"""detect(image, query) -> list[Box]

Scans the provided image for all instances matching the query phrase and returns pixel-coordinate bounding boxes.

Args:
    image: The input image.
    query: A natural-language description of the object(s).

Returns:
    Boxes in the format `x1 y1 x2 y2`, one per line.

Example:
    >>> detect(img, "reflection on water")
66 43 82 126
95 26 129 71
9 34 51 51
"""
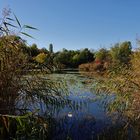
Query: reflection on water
16 72 130 139
44 73 127 140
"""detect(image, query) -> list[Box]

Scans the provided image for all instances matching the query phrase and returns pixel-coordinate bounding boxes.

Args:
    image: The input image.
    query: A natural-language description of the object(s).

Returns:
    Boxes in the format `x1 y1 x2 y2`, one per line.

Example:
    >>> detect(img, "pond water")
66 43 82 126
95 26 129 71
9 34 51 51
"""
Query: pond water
41 72 125 140
18 72 128 140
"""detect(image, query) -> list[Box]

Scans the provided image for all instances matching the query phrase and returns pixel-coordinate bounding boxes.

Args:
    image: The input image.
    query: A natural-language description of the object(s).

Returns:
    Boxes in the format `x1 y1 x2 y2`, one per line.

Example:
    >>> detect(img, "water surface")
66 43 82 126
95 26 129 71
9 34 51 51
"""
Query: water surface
42 72 121 140
18 72 125 139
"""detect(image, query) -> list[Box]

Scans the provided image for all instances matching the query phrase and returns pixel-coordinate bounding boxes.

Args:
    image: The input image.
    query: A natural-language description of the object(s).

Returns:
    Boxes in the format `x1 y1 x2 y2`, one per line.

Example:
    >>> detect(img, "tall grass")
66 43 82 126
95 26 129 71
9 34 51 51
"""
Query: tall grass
94 50 140 138
0 8 69 139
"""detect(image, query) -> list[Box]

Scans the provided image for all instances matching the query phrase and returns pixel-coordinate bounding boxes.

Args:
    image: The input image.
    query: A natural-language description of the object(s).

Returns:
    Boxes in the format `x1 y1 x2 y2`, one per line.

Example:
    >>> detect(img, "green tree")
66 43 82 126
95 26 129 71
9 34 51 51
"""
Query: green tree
30 43 39 57
40 47 49 53
53 48 94 68
72 53 80 66
54 50 72 68
110 41 132 65
95 48 109 62
49 43 53 53
78 48 94 64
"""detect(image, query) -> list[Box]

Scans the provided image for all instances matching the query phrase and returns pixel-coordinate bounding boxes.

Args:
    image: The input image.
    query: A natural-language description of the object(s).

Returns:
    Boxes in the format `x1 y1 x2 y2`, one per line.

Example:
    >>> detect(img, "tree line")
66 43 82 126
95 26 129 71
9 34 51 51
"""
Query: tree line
79 41 132 74
18 40 132 73
19 43 94 71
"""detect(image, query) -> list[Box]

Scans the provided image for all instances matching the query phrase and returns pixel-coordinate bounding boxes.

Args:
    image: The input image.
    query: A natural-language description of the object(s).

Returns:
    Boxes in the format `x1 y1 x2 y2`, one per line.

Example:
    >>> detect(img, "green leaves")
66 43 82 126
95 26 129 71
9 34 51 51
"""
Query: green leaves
6 17 14 21
20 25 38 39
0 11 37 39
4 22 17 28
20 32 34 39
14 14 21 28
14 13 38 31
23 25 38 30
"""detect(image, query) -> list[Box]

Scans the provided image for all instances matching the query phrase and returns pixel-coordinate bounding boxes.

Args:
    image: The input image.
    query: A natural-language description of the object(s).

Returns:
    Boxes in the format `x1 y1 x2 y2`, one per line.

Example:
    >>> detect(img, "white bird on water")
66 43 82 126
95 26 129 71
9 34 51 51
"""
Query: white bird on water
68 112 73 118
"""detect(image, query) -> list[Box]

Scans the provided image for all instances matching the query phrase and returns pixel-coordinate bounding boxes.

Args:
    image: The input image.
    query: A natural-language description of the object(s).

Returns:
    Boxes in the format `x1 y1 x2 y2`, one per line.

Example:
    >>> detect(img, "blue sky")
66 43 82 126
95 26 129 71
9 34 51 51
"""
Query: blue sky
0 0 140 51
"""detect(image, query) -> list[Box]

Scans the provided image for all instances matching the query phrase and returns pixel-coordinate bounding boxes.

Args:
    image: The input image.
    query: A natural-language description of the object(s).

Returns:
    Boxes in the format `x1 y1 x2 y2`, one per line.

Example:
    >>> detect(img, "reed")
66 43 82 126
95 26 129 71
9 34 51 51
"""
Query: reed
0 8 69 139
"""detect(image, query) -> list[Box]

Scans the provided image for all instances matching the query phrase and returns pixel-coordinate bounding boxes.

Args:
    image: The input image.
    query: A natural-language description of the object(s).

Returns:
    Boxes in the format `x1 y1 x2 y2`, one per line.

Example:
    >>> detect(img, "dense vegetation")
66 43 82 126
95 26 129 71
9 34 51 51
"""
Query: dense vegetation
1 8 140 139
79 41 132 74
0 9 69 139
18 44 95 70
18 40 131 74
12 40 131 73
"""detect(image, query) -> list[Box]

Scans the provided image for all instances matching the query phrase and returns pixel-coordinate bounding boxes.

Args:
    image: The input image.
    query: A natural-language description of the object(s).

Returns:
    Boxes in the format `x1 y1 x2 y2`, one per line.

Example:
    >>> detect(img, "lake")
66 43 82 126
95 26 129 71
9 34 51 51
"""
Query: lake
18 72 132 140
